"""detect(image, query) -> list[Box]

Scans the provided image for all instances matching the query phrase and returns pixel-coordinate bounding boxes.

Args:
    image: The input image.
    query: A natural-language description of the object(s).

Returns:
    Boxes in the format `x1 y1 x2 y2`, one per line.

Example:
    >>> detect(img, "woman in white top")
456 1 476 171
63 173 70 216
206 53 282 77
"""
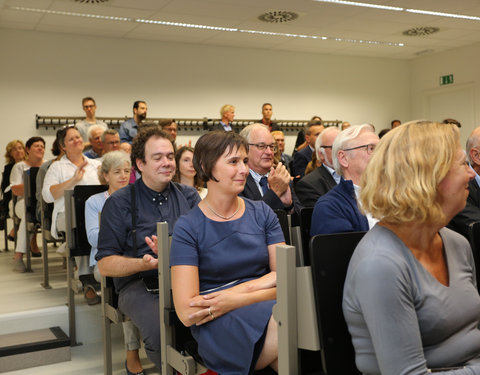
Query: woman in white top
12 137 45 273
42 125 101 304
173 146 207 199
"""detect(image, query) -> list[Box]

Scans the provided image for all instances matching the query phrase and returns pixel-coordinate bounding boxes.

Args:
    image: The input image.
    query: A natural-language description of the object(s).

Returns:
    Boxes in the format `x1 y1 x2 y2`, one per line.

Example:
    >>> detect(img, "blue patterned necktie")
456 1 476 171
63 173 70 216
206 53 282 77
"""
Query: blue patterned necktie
259 176 269 195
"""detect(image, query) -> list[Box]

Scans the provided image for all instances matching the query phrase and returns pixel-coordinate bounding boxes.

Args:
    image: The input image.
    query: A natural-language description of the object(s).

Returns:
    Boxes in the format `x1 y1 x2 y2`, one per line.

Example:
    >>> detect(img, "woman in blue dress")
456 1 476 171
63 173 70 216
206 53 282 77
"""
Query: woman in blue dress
170 130 284 374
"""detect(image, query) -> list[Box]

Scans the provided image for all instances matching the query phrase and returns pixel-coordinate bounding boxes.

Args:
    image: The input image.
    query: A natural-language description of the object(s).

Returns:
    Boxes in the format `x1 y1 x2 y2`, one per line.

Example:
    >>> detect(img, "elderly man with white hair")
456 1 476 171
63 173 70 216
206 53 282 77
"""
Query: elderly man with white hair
84 124 105 159
295 126 340 208
239 123 292 211
310 124 379 236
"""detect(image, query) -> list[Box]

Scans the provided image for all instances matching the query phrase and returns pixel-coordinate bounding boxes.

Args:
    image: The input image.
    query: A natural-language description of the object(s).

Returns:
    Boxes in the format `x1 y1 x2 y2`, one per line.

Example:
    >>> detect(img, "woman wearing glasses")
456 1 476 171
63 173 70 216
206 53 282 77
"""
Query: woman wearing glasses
310 124 379 236
343 120 480 374
169 131 283 374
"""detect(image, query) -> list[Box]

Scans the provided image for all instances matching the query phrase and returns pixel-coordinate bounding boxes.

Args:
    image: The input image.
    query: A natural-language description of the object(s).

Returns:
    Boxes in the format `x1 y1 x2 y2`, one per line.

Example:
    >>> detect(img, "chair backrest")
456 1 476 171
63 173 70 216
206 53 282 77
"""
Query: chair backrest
273 209 291 245
65 185 107 257
309 231 366 375
299 207 314 265
23 167 39 225
468 222 480 292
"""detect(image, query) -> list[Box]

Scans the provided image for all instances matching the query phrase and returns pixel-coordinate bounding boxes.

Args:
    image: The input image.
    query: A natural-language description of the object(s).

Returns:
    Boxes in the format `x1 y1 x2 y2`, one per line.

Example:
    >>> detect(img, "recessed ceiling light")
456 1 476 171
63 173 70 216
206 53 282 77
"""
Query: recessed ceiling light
8 6 404 47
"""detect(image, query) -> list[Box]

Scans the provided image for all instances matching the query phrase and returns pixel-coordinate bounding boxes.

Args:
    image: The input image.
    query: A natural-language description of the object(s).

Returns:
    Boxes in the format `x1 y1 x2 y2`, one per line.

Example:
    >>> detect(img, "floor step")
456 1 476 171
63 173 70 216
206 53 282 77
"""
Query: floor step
0 327 71 373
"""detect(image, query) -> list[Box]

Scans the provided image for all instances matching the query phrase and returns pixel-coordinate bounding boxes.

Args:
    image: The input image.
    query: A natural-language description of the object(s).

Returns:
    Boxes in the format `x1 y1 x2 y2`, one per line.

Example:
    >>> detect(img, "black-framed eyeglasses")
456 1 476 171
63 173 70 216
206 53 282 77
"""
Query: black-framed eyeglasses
320 145 333 149
343 143 376 155
249 143 278 152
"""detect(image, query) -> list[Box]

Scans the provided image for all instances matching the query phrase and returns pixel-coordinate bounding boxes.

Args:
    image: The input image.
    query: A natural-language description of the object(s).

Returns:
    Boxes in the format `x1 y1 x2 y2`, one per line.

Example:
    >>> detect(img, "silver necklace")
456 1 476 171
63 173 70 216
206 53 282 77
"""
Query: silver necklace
205 198 240 220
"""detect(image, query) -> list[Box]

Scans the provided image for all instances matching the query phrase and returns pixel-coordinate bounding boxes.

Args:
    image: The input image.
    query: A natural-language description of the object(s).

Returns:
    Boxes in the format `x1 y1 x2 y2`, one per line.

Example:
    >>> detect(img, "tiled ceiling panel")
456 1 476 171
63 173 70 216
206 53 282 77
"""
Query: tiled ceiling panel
2 0 480 59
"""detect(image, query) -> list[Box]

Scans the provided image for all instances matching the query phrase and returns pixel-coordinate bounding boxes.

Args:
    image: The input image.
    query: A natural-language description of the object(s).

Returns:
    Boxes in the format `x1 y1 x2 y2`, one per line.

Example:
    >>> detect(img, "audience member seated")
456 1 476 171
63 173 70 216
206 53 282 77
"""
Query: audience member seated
96 126 200 370
83 124 105 159
170 130 282 374
42 125 102 305
292 120 324 178
159 119 178 141
239 124 292 211
390 119 401 128
101 129 121 155
272 130 292 171
343 120 480 374
212 104 236 132
1 140 25 235
310 124 378 236
173 146 207 199
85 151 145 374
378 128 390 138
121 142 132 155
11 137 45 272
293 115 322 154
303 148 320 176
119 100 148 145
75 97 108 142
442 118 462 128
35 131 64 224
260 103 279 132
449 126 480 237
295 126 340 208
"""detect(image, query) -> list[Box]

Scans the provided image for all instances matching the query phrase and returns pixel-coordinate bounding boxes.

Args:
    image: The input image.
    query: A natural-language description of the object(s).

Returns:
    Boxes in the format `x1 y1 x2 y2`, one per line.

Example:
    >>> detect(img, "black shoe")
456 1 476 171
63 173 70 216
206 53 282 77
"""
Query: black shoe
125 360 145 375
31 251 42 258
7 235 14 242
84 285 101 305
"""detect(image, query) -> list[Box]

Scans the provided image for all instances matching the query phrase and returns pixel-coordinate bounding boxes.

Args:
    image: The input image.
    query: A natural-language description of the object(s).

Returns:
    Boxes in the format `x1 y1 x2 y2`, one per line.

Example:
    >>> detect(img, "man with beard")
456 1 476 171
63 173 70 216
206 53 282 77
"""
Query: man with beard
96 126 200 371
119 100 148 144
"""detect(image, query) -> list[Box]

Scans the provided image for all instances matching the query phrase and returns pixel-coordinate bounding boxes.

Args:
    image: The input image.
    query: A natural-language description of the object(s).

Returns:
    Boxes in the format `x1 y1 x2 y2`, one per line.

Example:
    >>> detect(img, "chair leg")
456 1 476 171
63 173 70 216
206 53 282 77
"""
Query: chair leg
67 254 79 346
41 233 51 289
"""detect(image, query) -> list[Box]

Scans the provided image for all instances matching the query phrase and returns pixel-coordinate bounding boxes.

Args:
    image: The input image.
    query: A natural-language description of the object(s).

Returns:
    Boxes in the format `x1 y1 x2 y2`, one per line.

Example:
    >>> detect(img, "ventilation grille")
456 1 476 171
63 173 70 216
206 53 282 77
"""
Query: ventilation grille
74 0 110 3
258 11 299 23
402 27 439 37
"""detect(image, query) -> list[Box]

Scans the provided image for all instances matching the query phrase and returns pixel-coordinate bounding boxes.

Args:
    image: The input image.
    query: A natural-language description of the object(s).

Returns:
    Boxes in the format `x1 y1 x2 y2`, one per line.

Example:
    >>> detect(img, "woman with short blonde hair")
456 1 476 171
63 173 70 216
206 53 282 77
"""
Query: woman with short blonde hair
343 120 480 374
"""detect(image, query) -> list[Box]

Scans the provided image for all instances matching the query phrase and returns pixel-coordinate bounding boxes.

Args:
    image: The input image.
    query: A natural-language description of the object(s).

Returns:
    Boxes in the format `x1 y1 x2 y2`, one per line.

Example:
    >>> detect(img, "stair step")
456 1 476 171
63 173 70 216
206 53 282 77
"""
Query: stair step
0 326 71 372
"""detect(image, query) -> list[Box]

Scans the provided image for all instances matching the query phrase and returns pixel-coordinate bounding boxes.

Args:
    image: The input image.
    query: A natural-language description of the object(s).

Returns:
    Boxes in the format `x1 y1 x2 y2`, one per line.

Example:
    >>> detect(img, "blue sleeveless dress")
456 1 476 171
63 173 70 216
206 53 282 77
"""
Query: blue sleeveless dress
170 198 284 374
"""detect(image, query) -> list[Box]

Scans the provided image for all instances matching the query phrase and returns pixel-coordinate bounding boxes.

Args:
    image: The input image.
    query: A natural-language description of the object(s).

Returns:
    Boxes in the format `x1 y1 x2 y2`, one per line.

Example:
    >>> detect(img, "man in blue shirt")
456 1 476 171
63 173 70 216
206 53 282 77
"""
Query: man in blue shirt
212 104 236 132
96 126 200 370
119 100 148 144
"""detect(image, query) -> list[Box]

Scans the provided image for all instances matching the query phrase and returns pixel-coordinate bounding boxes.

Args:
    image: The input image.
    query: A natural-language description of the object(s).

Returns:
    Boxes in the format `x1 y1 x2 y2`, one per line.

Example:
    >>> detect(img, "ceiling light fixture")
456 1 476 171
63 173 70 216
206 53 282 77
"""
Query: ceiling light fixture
314 0 403 12
313 0 480 21
8 6 404 47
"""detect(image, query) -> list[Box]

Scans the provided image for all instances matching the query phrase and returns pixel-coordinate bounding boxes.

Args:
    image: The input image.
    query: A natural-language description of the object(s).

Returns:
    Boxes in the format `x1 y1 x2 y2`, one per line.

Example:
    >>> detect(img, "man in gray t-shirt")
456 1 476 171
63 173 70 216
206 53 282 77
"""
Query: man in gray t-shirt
75 96 108 142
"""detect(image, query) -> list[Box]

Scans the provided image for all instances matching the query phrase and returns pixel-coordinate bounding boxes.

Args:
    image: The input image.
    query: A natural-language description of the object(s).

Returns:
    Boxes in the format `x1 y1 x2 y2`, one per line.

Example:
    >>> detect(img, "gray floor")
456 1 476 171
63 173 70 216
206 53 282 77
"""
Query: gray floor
0 222 159 375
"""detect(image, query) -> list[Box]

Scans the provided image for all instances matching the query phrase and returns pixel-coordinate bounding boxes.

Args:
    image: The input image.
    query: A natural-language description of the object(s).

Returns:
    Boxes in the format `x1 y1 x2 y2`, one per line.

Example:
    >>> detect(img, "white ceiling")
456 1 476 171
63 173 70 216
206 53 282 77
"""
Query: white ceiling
2 0 480 59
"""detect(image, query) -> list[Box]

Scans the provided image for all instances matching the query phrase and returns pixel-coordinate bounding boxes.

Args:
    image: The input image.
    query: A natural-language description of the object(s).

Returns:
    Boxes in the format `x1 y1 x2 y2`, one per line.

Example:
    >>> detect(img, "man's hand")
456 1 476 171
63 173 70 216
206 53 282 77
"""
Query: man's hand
268 162 290 197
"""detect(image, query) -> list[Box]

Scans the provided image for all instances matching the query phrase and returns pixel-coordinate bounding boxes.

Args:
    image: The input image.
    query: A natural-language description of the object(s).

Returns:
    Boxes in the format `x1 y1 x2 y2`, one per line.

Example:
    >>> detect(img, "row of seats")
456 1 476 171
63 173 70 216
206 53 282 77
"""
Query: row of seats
33 183 480 374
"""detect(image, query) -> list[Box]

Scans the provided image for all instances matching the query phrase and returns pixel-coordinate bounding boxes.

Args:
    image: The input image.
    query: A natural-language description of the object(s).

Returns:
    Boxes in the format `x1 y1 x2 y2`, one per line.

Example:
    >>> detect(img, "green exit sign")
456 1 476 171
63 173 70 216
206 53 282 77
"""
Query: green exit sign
440 74 454 85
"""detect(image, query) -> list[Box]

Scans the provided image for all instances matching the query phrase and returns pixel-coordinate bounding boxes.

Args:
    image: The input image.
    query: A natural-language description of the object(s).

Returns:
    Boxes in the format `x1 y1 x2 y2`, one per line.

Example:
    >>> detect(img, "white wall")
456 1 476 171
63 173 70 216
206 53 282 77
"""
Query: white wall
0 28 411 168
410 42 480 148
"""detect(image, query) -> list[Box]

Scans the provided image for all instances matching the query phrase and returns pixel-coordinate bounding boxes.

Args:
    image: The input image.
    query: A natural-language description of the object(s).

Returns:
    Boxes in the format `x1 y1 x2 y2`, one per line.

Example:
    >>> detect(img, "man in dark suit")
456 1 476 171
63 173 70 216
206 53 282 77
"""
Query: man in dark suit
292 120 324 178
449 127 480 237
239 123 292 210
295 126 340 208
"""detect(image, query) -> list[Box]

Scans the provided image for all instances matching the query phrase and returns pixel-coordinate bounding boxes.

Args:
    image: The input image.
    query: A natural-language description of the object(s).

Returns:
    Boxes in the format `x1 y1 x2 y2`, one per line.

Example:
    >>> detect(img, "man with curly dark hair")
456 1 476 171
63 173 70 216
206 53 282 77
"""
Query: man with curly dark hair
96 126 200 370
